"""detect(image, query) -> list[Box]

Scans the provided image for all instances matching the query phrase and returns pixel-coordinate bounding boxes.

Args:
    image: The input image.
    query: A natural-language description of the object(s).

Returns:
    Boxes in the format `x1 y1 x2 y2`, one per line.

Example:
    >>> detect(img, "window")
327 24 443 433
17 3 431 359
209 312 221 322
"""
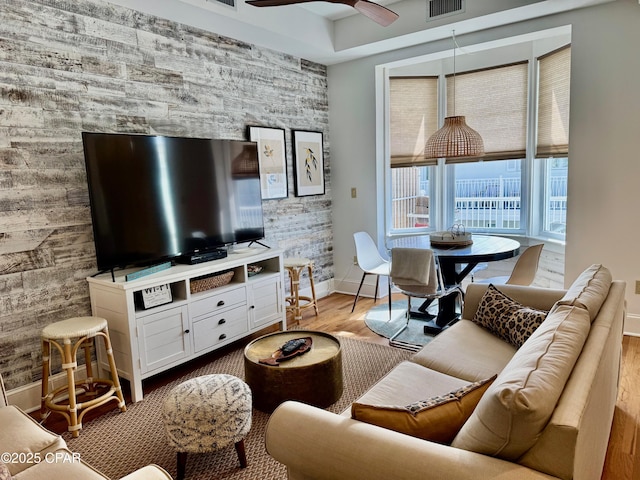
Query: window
443 62 528 234
387 43 570 242
392 166 433 230
534 46 571 239
451 160 522 231
446 62 528 163
542 158 568 236
389 77 438 233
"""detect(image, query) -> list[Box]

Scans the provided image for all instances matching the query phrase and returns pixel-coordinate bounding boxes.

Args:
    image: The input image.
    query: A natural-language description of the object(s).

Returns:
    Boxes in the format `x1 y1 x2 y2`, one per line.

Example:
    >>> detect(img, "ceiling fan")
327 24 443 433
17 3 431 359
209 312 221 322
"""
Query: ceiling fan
246 0 399 27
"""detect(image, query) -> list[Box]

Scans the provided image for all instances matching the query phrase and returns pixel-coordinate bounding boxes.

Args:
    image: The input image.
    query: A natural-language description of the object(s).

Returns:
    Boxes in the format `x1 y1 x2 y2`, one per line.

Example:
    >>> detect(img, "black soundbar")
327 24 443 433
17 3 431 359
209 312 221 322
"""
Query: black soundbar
178 249 227 264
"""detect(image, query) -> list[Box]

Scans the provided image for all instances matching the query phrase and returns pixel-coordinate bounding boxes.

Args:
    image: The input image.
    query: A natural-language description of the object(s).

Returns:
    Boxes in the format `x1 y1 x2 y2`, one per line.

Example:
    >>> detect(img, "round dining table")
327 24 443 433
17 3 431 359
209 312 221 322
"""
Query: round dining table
388 234 521 328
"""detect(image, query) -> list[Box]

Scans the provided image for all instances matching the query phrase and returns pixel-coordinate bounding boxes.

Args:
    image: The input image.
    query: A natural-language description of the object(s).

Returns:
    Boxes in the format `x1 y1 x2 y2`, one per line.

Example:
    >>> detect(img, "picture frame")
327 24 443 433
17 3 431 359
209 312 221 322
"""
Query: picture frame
247 126 288 200
292 130 325 197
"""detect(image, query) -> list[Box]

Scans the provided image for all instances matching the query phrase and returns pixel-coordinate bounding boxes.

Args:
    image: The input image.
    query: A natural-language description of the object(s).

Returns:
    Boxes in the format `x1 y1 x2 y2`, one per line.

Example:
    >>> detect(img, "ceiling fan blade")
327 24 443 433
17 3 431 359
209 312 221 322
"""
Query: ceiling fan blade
246 0 399 27
353 0 398 26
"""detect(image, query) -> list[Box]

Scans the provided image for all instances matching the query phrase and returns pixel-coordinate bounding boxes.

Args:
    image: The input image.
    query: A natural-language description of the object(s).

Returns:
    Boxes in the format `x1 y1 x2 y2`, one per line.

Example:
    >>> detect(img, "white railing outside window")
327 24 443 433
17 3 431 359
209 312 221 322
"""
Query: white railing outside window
454 177 521 230
390 167 567 235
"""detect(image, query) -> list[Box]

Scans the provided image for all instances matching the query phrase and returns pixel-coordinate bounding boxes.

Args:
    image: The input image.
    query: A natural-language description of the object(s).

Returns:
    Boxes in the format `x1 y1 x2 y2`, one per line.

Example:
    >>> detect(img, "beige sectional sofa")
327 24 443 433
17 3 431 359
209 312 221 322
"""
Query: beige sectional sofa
265 264 626 480
0 375 172 480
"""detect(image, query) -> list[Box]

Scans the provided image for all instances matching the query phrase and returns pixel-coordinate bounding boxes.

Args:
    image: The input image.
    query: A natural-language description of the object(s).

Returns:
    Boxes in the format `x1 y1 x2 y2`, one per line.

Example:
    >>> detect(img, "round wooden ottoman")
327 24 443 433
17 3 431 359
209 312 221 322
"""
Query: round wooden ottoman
162 374 252 480
243 330 343 413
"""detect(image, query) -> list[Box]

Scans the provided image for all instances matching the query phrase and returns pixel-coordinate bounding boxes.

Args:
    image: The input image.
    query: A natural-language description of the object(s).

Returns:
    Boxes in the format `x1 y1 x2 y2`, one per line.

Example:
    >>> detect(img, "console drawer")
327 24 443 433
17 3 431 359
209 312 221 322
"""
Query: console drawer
192 305 248 352
190 285 246 318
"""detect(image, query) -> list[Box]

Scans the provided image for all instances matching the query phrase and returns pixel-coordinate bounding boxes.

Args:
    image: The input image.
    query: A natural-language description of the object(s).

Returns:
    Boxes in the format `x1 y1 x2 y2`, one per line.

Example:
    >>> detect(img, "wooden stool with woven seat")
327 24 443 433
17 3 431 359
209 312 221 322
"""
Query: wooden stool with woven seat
284 257 319 324
40 316 126 437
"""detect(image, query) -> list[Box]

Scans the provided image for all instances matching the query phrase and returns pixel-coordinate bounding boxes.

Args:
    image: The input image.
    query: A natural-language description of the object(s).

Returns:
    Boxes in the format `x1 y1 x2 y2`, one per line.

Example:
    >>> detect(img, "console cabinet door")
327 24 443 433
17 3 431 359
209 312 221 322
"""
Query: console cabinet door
137 305 191 374
248 276 283 329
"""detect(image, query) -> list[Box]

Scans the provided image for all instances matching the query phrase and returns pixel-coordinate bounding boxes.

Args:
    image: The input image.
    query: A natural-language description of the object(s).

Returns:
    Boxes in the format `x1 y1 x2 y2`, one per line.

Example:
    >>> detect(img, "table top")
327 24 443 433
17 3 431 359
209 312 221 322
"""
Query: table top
389 234 521 264
244 330 340 369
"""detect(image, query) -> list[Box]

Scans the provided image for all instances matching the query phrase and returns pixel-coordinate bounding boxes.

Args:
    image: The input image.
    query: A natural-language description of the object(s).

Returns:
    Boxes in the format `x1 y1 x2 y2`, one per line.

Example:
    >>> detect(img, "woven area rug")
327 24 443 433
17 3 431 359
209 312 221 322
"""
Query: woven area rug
64 336 412 480
365 300 435 348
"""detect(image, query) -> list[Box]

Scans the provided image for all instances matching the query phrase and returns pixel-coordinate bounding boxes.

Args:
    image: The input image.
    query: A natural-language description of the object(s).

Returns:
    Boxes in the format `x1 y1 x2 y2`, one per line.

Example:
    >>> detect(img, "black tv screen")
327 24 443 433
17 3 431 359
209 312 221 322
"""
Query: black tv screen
82 132 265 271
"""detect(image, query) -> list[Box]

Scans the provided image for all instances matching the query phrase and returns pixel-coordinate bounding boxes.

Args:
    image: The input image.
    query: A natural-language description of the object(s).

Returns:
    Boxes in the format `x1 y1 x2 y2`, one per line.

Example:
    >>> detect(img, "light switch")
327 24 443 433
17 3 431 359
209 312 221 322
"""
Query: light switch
351 187 357 198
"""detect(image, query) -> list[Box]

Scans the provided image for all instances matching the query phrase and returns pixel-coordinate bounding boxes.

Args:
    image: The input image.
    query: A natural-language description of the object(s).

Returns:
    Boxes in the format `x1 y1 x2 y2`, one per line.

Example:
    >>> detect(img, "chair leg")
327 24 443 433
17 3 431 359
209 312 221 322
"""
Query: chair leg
351 272 368 313
388 277 392 320
389 297 420 351
374 275 380 303
307 265 319 315
235 439 248 468
176 452 188 480
40 339 51 422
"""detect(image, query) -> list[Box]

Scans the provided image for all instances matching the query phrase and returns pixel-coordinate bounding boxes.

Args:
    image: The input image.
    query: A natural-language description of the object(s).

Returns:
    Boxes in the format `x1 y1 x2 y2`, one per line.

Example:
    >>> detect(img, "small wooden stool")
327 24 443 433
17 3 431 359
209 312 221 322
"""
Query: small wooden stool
284 257 319 324
41 316 126 437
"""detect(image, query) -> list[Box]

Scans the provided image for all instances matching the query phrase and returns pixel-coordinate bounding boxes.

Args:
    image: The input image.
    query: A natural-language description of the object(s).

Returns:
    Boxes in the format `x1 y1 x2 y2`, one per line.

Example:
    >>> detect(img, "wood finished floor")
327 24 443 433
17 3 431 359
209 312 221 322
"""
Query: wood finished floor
40 292 639 480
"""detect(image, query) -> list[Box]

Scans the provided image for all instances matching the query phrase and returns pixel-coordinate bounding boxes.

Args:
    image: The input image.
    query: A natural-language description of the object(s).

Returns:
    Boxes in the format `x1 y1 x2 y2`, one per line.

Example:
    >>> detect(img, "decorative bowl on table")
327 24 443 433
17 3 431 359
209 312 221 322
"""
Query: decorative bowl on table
429 224 473 248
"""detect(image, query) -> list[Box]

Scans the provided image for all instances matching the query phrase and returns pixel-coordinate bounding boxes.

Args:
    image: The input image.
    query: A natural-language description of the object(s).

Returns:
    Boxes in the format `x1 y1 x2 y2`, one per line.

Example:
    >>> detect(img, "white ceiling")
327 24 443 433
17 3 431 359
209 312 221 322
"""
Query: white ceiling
108 0 613 65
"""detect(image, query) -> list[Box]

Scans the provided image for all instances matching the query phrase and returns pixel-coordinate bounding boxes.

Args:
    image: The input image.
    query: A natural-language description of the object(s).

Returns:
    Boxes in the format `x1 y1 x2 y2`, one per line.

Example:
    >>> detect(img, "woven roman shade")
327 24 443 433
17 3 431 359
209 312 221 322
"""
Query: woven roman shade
536 45 571 157
390 76 439 167
445 62 528 164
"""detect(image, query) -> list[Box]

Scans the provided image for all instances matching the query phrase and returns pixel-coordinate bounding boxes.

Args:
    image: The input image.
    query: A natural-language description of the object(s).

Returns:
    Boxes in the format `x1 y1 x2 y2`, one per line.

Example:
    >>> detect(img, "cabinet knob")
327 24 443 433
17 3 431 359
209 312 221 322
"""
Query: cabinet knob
217 300 225 307
184 329 190 334
250 305 255 309
219 333 227 340
218 319 226 325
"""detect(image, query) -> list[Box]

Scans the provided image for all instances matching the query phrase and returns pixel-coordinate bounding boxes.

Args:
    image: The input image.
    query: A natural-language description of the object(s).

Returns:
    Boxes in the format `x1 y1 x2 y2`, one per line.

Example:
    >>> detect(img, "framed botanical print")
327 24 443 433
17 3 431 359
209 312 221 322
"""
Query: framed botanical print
248 126 288 200
292 130 325 197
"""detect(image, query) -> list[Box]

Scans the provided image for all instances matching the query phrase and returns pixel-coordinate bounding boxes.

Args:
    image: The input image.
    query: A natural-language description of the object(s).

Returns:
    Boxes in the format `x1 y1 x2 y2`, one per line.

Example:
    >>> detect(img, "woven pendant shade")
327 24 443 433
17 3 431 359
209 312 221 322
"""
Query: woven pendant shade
424 115 484 159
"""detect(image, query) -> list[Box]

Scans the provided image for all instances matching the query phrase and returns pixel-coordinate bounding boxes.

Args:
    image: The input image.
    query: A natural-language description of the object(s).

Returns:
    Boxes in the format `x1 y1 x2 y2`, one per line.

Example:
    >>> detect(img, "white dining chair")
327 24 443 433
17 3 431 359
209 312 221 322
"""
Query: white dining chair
476 244 544 286
352 232 392 318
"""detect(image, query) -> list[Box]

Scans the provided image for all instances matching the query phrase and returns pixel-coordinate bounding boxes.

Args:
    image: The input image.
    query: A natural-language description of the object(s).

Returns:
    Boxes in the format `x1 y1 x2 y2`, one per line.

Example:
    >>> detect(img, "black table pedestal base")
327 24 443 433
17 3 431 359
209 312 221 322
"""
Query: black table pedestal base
423 316 459 335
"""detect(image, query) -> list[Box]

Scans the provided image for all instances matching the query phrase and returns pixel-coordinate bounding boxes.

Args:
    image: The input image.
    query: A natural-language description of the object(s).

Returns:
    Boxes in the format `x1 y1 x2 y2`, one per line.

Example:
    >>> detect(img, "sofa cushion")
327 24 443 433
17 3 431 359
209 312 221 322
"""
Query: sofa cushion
451 304 591 460
471 284 548 348
0 406 66 475
350 361 471 413
554 264 612 321
351 375 496 444
411 320 517 383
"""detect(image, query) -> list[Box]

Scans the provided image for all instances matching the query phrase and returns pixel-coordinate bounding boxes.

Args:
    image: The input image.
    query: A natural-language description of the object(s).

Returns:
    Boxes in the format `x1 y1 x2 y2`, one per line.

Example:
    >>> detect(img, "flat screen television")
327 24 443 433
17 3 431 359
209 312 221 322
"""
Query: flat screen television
82 132 265 272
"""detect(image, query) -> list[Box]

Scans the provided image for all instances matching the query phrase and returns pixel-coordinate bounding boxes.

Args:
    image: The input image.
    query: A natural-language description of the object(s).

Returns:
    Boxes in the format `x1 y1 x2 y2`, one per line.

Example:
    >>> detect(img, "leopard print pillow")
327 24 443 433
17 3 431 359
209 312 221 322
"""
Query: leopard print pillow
472 284 548 348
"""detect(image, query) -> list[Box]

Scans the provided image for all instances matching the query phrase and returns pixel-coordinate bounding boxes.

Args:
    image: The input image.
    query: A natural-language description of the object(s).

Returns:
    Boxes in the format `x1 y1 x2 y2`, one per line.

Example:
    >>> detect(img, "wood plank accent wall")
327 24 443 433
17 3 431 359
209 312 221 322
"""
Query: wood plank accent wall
0 0 331 390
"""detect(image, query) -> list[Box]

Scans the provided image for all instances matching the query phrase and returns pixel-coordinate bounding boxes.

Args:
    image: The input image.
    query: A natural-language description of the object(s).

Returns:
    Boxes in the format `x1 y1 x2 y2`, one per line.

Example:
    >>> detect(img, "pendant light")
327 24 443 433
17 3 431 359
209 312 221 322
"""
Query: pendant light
425 31 484 160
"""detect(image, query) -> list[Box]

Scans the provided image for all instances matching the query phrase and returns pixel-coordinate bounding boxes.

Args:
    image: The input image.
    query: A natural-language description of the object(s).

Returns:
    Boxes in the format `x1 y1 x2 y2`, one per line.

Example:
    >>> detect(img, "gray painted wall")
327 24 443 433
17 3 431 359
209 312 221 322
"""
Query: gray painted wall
0 0 331 390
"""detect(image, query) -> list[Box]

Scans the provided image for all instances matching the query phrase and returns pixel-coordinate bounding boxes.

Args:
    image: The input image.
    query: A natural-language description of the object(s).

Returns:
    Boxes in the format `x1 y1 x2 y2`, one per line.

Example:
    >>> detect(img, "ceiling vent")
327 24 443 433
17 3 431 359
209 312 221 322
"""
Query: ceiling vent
426 0 465 21
206 0 236 8
209 0 235 7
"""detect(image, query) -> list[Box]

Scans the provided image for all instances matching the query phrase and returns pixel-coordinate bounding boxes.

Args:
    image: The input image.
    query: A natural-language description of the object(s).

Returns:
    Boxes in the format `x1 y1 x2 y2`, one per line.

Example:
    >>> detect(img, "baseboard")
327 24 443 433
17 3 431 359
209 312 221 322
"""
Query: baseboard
307 278 333 300
624 313 640 337
7 362 96 414
333 276 391 299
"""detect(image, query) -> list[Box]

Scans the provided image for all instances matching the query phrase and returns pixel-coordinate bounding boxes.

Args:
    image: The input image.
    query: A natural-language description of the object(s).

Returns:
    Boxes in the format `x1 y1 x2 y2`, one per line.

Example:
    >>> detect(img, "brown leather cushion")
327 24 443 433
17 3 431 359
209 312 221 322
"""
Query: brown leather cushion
351 375 496 444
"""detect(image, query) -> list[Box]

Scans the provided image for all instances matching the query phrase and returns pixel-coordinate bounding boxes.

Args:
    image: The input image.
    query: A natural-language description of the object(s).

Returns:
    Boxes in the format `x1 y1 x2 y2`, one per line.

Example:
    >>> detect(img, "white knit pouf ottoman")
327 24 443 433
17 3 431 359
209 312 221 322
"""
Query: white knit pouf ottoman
162 374 252 480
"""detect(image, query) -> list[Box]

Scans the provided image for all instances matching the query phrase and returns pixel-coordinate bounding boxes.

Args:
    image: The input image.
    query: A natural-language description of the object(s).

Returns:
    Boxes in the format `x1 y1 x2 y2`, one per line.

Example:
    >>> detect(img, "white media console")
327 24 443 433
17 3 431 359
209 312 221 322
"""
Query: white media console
86 246 286 402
